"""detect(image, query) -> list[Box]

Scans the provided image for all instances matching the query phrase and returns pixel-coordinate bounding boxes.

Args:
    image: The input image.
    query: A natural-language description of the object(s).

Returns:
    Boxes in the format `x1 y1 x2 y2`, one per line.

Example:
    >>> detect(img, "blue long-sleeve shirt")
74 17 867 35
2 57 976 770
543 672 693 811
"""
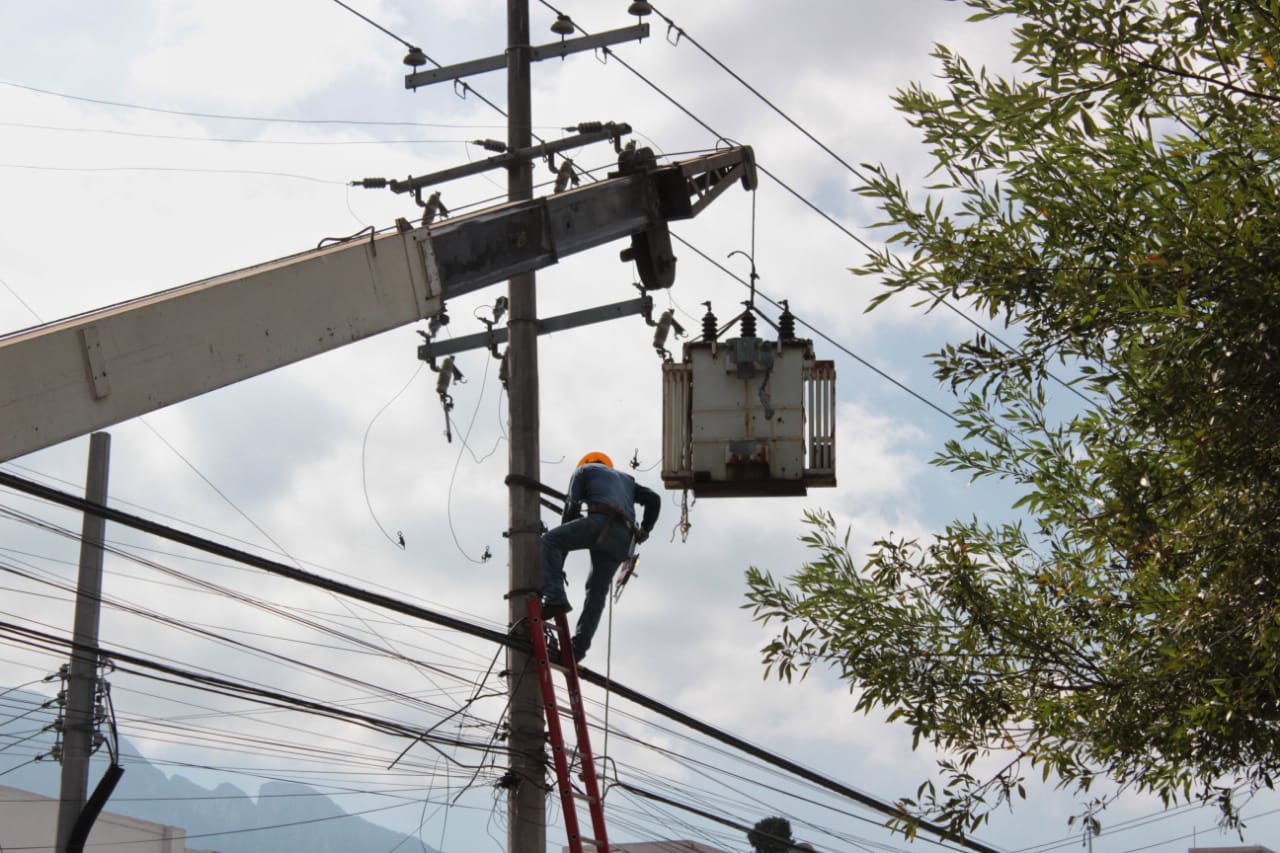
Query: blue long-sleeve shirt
563 463 661 532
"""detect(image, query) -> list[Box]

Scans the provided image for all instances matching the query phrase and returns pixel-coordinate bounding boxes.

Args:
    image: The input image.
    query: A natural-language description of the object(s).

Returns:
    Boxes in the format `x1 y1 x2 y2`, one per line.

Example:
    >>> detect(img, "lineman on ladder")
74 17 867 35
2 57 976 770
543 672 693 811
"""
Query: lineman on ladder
541 451 660 662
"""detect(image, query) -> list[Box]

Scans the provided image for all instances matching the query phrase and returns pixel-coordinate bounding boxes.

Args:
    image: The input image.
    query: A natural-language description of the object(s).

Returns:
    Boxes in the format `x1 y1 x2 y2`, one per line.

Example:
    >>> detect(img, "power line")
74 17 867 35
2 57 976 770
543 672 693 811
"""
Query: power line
0 79 484 128
0 468 1001 853
0 509 483 719
328 0 417 50
668 230 962 424
318 4 521 136
0 120 473 145
0 162 346 185
645 2 872 183
555 5 1093 411
526 5 969 425
0 620 492 756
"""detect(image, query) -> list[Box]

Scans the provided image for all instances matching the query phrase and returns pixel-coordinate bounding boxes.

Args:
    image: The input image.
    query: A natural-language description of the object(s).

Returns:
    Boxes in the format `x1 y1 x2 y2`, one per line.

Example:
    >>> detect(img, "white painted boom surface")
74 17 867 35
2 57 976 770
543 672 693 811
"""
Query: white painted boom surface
0 228 440 461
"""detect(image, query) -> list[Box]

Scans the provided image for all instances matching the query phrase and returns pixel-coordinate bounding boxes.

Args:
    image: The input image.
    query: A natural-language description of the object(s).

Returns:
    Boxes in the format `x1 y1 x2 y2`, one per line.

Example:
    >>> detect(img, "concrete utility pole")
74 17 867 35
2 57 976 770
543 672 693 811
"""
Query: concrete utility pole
504 2 546 852
55 431 110 853
397 8 650 849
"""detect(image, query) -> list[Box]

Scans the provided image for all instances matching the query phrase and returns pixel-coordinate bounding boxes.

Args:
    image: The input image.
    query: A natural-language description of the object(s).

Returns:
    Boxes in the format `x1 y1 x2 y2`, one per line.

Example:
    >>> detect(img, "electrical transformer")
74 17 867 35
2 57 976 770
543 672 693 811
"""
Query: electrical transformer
662 328 836 498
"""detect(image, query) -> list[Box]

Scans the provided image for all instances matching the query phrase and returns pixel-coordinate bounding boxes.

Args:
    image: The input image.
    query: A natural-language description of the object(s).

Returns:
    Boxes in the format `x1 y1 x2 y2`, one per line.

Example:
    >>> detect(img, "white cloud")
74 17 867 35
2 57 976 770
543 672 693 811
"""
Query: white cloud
8 3 1280 851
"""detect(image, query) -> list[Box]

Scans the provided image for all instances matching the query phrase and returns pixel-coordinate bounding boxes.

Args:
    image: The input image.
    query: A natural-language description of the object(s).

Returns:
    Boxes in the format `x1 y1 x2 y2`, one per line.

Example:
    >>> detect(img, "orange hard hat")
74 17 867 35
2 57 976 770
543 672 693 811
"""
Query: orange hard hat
577 451 613 468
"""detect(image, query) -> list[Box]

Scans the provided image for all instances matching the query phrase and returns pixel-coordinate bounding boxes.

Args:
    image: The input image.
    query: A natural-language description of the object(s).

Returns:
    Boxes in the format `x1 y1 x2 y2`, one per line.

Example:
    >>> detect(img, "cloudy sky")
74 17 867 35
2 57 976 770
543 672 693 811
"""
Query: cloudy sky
1 2 1277 852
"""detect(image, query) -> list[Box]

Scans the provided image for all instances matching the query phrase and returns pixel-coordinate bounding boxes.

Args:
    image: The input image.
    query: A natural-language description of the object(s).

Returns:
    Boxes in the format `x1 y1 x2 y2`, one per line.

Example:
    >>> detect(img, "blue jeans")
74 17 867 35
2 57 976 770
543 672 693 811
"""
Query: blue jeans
540 513 632 655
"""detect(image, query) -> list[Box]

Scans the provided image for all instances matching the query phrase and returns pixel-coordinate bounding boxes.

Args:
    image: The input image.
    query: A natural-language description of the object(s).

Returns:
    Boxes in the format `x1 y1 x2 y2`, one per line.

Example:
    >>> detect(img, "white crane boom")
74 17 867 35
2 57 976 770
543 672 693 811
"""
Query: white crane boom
0 147 756 462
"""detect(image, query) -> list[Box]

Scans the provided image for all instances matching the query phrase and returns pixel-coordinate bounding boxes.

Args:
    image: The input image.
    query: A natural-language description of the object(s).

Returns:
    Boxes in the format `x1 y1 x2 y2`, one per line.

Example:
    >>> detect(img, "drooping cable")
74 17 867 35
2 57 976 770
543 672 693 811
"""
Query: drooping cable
361 363 425 549
445 354 496 564
0 79 484 129
0 467 1003 853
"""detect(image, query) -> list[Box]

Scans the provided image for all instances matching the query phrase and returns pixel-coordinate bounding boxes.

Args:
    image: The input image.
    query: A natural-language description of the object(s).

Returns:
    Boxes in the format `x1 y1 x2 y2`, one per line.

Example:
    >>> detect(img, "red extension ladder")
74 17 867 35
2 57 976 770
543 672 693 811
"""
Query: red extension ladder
526 595 610 853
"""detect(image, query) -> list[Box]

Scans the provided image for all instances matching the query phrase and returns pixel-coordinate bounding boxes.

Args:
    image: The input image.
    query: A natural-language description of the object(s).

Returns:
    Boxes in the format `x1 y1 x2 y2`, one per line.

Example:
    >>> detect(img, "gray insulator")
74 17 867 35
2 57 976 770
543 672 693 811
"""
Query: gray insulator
701 305 717 342
779 300 796 340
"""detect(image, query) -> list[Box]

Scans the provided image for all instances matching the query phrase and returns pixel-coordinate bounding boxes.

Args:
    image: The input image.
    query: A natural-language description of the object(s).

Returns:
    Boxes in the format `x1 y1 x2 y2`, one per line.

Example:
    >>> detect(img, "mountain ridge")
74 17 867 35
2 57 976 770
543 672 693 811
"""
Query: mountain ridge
0 687 447 853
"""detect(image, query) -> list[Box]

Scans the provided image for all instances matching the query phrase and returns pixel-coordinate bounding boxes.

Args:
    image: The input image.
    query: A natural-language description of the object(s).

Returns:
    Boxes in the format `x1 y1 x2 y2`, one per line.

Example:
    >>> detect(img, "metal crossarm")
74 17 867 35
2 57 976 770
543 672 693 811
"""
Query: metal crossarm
526 595 611 853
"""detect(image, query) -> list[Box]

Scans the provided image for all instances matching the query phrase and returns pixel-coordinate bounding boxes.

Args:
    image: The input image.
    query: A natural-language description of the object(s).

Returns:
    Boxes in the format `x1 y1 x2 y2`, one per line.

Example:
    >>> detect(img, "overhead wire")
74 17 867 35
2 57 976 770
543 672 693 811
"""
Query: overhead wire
0 511 491 732
0 467 1003 853
0 507 504 768
0 461 507 634
670 230 961 423
328 0 417 49
2 9 1131 845
323 0 539 143
0 79 503 129
646 2 869 182
0 162 347 184
548 1 1093 411
1 484 514 788
445 352 498 564
0 120 474 146
361 362 426 549
0 620 501 761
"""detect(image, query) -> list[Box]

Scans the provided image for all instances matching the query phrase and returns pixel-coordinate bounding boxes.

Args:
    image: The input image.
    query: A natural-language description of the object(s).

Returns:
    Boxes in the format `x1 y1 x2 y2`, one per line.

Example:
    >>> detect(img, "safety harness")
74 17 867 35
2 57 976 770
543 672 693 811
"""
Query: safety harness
586 502 638 545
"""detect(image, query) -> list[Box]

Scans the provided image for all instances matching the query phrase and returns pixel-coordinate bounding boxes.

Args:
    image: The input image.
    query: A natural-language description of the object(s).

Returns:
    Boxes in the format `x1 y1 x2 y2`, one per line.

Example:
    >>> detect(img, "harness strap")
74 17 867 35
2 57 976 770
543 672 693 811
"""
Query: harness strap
586 502 638 545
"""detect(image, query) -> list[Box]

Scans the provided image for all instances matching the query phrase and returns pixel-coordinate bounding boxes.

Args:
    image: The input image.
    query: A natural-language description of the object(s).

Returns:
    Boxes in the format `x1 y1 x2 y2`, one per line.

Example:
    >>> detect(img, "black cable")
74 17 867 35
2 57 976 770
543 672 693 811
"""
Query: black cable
0 120 469 146
646 3 872 183
0 80 464 128
0 469 1001 853
329 0 417 49
524 8 967 424
669 230 961 423
0 757 40 779
0 620 496 759
0 460 506 633
0 509 474 693
0 162 345 184
617 782 930 853
564 13 1093 410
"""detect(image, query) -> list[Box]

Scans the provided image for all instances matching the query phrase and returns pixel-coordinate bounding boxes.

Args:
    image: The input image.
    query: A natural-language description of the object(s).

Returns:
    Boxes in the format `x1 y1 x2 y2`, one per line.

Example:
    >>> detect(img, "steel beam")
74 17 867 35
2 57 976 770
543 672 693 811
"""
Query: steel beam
405 24 648 89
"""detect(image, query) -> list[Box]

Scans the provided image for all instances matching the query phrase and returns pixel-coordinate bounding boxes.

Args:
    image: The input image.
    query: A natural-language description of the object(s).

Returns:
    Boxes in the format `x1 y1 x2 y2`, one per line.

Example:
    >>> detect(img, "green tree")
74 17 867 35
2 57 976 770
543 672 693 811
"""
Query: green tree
747 816 794 853
746 0 1280 839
